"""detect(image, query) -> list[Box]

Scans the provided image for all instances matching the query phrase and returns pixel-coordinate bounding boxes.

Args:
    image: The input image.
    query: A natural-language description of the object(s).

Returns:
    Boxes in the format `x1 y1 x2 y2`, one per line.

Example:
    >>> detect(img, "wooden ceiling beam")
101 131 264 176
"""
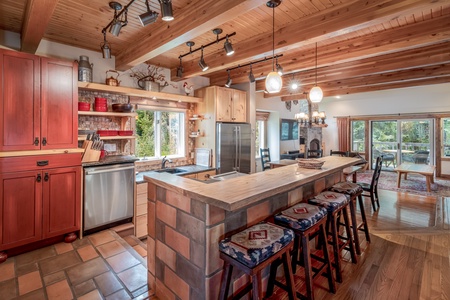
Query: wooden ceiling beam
115 0 264 71
211 14 450 86
176 0 445 80
21 0 60 53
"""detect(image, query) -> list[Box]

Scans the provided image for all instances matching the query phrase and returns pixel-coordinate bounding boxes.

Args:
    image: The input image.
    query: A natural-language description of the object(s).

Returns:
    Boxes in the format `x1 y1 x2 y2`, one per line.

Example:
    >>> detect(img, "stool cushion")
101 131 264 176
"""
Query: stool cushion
331 181 363 195
308 191 350 213
218 222 294 268
274 203 327 231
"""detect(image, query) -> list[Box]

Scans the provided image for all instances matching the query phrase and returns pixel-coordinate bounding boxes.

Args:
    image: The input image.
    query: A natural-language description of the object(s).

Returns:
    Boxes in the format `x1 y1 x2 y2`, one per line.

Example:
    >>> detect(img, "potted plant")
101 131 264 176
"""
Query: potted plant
129 64 176 92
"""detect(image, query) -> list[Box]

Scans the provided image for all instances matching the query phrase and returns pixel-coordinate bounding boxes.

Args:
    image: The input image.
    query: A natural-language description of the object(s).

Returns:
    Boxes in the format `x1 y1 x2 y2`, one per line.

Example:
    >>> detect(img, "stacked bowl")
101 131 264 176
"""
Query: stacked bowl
94 97 108 112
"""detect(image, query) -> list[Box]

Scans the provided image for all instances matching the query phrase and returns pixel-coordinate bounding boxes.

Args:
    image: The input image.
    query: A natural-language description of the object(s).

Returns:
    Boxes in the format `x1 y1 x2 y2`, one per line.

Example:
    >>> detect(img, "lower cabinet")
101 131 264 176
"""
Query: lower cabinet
0 154 81 258
181 170 216 180
135 181 148 239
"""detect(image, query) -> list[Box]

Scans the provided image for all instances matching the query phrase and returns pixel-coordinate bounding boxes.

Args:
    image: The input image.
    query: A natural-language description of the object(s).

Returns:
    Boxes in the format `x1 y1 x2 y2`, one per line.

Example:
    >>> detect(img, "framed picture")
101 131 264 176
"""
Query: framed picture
280 119 298 141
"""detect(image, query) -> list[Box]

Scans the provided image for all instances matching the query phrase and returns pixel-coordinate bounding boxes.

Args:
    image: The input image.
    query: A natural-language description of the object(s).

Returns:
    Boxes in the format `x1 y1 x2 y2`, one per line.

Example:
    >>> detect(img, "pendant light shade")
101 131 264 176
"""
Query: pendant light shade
309 86 323 103
159 0 174 21
265 0 282 94
100 32 111 59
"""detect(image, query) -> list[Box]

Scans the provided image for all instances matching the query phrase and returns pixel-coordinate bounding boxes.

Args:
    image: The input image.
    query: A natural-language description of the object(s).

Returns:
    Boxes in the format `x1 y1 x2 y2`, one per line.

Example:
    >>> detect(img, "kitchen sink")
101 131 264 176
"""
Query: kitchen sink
156 168 188 174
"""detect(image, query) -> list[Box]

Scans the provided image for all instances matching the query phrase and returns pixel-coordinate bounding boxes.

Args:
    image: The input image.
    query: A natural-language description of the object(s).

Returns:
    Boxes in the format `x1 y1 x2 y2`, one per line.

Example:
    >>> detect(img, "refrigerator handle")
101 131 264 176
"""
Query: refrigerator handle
237 126 241 172
234 126 239 171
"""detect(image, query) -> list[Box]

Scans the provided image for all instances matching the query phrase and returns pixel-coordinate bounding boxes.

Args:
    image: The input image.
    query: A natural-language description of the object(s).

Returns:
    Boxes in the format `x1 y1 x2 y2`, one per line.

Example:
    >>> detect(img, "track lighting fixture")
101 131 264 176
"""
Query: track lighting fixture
265 0 283 94
159 0 174 21
309 42 323 103
225 70 232 87
224 34 234 56
139 0 159 26
198 46 209 71
276 57 283 75
248 64 255 83
100 31 111 59
176 56 183 78
108 2 123 36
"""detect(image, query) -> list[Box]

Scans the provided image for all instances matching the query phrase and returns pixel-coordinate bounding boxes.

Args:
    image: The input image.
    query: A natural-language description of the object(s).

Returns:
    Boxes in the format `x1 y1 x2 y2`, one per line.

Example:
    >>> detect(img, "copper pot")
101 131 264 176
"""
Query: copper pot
105 70 121 86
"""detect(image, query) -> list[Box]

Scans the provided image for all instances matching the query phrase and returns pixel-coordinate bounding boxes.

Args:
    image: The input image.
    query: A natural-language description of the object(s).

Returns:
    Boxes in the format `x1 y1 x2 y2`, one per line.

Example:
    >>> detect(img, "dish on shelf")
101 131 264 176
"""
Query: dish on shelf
118 130 133 136
97 130 118 136
112 103 133 112
78 102 90 111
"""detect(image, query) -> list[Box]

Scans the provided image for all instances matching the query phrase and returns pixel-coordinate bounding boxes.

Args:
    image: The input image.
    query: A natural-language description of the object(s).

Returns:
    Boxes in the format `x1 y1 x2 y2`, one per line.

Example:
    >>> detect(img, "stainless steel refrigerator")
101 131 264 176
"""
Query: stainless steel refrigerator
216 122 251 174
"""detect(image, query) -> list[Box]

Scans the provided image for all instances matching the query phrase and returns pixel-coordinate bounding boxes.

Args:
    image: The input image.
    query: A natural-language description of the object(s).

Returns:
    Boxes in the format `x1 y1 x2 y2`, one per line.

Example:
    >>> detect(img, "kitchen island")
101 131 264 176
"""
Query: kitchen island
143 156 360 300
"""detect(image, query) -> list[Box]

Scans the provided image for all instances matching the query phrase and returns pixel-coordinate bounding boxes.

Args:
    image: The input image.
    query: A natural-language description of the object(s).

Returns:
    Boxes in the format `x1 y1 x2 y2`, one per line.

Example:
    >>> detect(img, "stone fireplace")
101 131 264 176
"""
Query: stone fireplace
300 126 323 152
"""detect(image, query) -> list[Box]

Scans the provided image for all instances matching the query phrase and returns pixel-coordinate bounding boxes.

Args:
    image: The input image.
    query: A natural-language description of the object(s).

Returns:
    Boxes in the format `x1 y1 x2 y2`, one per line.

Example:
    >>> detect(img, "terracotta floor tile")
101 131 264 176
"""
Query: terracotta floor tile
106 251 140 273
97 240 127 258
39 251 81 276
46 279 73 300
15 246 56 267
94 271 123 296
122 235 138 247
132 245 147 258
54 242 74 255
16 262 38 277
0 278 17 300
117 264 147 293
66 257 109 285
0 259 15 282
88 231 116 247
77 289 103 300
72 237 91 249
18 270 42 295
73 279 96 298
15 288 46 300
77 245 99 262
105 289 132 300
43 271 66 286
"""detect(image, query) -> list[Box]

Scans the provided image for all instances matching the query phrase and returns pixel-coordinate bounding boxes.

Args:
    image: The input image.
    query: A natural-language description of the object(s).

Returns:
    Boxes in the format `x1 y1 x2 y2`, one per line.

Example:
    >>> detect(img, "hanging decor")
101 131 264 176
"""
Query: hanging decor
309 42 323 103
265 0 283 93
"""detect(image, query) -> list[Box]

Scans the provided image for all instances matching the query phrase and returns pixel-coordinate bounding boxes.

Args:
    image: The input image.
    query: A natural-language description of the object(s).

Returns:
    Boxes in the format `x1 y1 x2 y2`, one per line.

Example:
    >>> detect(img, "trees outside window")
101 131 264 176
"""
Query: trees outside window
351 120 365 152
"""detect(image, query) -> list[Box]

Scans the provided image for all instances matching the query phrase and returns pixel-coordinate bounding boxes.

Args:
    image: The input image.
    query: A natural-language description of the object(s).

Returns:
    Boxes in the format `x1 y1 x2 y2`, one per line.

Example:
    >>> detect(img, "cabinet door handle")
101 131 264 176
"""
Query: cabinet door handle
44 173 49 182
34 137 39 146
37 160 49 166
36 173 42 182
42 137 47 146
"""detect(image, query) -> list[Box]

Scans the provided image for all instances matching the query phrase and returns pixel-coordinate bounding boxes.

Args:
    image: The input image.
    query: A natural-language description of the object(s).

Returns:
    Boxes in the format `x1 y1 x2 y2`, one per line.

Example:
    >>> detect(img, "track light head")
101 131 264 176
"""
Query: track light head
101 32 111 59
248 65 255 83
225 70 232 87
276 63 283 75
139 0 159 26
177 57 183 77
159 0 174 21
224 35 234 56
198 47 209 71
109 20 122 36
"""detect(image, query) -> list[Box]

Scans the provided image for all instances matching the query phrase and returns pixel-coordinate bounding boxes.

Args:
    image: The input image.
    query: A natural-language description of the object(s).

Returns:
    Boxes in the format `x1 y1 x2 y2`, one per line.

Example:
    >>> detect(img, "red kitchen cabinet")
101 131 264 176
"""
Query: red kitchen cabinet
0 49 77 151
0 154 81 262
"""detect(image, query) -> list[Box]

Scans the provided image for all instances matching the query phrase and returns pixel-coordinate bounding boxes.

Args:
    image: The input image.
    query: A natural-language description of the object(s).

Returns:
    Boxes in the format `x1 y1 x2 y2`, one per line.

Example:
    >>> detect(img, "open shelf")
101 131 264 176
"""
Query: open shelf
78 135 136 141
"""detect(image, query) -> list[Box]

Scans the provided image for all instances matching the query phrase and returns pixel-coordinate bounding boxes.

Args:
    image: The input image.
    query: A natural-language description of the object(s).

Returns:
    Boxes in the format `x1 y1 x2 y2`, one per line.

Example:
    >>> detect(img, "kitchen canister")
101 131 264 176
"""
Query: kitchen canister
78 55 93 82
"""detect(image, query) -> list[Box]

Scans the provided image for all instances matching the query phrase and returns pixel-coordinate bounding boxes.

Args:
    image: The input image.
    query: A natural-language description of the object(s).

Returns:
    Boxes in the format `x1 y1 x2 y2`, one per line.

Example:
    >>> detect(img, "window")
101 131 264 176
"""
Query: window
255 120 266 157
135 109 185 158
351 120 365 152
443 118 450 157
280 119 298 141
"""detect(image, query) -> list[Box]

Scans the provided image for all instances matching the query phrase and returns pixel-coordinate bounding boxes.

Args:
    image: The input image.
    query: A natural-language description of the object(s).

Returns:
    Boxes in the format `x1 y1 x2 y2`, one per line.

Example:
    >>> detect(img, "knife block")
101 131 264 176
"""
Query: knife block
81 140 101 163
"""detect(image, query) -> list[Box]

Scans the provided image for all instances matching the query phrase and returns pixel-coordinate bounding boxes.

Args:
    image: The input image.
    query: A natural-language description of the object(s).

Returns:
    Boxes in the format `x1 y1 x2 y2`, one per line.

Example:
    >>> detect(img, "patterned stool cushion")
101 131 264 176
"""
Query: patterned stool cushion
331 181 363 195
274 203 327 231
308 191 350 213
218 222 294 268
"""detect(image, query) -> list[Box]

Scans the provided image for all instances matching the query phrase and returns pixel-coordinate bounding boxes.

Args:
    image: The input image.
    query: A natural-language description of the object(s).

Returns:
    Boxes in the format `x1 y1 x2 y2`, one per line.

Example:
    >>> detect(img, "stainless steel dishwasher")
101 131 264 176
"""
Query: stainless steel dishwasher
83 163 135 234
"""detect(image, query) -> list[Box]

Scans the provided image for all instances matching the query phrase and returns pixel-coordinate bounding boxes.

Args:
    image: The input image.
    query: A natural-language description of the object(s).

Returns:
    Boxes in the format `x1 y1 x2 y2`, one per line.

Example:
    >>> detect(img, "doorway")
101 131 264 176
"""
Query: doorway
371 119 433 171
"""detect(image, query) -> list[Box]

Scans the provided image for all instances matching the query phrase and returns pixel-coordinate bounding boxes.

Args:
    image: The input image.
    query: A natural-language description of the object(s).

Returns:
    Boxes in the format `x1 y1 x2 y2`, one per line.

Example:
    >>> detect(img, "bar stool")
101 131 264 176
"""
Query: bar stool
218 222 296 300
308 191 357 283
330 181 371 255
268 203 336 300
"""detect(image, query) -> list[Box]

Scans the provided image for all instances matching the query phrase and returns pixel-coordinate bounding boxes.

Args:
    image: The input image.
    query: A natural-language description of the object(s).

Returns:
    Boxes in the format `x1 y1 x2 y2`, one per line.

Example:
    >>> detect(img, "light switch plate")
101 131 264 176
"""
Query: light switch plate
104 143 117 151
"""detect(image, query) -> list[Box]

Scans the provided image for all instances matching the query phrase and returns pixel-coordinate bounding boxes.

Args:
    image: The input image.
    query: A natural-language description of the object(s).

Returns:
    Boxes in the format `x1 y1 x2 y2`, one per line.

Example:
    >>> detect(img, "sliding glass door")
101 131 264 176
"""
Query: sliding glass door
371 119 433 170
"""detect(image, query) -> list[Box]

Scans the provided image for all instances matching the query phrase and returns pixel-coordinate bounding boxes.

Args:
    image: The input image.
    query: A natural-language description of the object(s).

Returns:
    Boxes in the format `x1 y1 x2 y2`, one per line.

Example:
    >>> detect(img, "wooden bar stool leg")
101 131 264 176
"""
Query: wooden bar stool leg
342 206 358 264
348 196 362 255
301 233 315 300
219 262 233 300
357 194 371 243
291 236 300 273
252 272 262 300
282 251 297 300
320 224 336 294
329 213 343 283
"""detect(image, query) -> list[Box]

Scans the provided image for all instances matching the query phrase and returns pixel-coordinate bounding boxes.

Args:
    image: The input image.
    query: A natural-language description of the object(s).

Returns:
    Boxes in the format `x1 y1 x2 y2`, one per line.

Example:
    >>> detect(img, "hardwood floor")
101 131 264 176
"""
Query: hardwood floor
267 190 450 300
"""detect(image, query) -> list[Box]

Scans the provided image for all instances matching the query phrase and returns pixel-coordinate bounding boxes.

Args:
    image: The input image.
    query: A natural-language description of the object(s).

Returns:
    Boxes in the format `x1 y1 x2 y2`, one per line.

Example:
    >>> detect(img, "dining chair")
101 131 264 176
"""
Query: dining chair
330 150 349 157
260 148 271 171
356 156 383 211
307 149 323 158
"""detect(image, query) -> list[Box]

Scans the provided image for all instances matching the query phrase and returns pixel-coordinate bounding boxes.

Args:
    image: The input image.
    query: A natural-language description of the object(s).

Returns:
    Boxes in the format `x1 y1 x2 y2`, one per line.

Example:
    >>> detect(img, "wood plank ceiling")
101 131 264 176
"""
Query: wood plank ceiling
0 0 449 100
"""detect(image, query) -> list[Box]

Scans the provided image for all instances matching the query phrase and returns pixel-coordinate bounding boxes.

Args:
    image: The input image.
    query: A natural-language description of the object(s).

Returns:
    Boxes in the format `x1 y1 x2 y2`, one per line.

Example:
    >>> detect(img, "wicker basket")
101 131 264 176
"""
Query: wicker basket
297 158 325 169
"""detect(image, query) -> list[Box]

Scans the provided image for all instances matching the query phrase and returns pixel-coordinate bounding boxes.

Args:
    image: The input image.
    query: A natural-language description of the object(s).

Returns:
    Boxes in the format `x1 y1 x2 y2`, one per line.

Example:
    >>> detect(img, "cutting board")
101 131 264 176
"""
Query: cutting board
195 148 212 167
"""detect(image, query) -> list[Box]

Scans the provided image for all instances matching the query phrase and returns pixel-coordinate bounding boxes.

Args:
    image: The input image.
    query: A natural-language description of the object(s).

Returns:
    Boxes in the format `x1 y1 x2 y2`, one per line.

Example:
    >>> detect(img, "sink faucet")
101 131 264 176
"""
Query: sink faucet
161 156 172 169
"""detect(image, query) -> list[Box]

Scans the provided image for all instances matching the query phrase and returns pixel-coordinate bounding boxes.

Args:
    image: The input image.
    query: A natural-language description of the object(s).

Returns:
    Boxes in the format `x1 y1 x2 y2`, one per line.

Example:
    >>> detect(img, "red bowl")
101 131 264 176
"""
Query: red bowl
97 130 118 136
94 97 107 103
78 102 90 111
94 105 108 112
118 130 133 136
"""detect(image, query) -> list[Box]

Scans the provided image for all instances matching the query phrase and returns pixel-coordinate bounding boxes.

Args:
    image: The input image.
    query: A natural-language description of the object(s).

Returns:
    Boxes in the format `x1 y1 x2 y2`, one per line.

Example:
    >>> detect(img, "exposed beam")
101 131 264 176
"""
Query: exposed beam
115 0 264 71
176 0 445 80
21 0 60 53
212 14 450 86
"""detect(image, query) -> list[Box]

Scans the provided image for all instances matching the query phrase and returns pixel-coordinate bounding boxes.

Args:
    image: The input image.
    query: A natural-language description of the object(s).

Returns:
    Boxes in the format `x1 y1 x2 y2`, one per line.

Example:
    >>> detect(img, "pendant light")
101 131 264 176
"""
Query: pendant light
265 0 282 94
309 42 323 103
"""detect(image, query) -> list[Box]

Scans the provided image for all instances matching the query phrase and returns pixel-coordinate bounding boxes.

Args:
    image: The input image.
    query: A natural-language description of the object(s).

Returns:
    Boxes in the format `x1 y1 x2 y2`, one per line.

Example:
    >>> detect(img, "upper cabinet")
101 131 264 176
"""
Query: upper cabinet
0 49 78 151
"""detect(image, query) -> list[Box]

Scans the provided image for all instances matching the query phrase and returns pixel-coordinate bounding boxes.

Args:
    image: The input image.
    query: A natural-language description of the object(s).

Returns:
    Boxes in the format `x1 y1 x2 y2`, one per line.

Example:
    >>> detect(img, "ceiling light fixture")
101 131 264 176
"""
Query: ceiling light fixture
198 46 209 71
226 54 283 84
276 57 283 75
225 70 232 87
309 42 323 103
288 73 300 92
109 2 127 37
265 0 283 94
100 31 111 59
224 34 234 56
139 0 159 26
248 64 255 83
176 56 183 78
159 0 174 21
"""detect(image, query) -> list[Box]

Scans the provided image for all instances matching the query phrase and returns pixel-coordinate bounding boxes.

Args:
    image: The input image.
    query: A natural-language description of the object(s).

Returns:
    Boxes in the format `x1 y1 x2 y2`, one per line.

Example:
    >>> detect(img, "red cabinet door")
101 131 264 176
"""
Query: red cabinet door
42 166 81 238
40 58 78 149
0 171 42 250
0 49 40 151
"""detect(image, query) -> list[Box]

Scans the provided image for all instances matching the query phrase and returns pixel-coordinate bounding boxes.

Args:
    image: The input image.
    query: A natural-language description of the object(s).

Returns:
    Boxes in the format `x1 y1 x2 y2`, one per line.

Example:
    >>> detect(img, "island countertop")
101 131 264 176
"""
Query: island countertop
144 156 360 211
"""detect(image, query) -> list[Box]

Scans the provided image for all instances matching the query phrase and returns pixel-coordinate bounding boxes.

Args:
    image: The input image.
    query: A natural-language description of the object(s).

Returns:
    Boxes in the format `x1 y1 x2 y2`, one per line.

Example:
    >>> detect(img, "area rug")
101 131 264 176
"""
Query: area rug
356 171 450 197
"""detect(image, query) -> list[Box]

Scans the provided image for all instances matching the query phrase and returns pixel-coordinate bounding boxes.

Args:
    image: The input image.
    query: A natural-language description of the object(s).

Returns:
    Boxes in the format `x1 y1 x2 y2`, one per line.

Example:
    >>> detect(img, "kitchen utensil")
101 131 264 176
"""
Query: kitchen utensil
105 70 121 86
